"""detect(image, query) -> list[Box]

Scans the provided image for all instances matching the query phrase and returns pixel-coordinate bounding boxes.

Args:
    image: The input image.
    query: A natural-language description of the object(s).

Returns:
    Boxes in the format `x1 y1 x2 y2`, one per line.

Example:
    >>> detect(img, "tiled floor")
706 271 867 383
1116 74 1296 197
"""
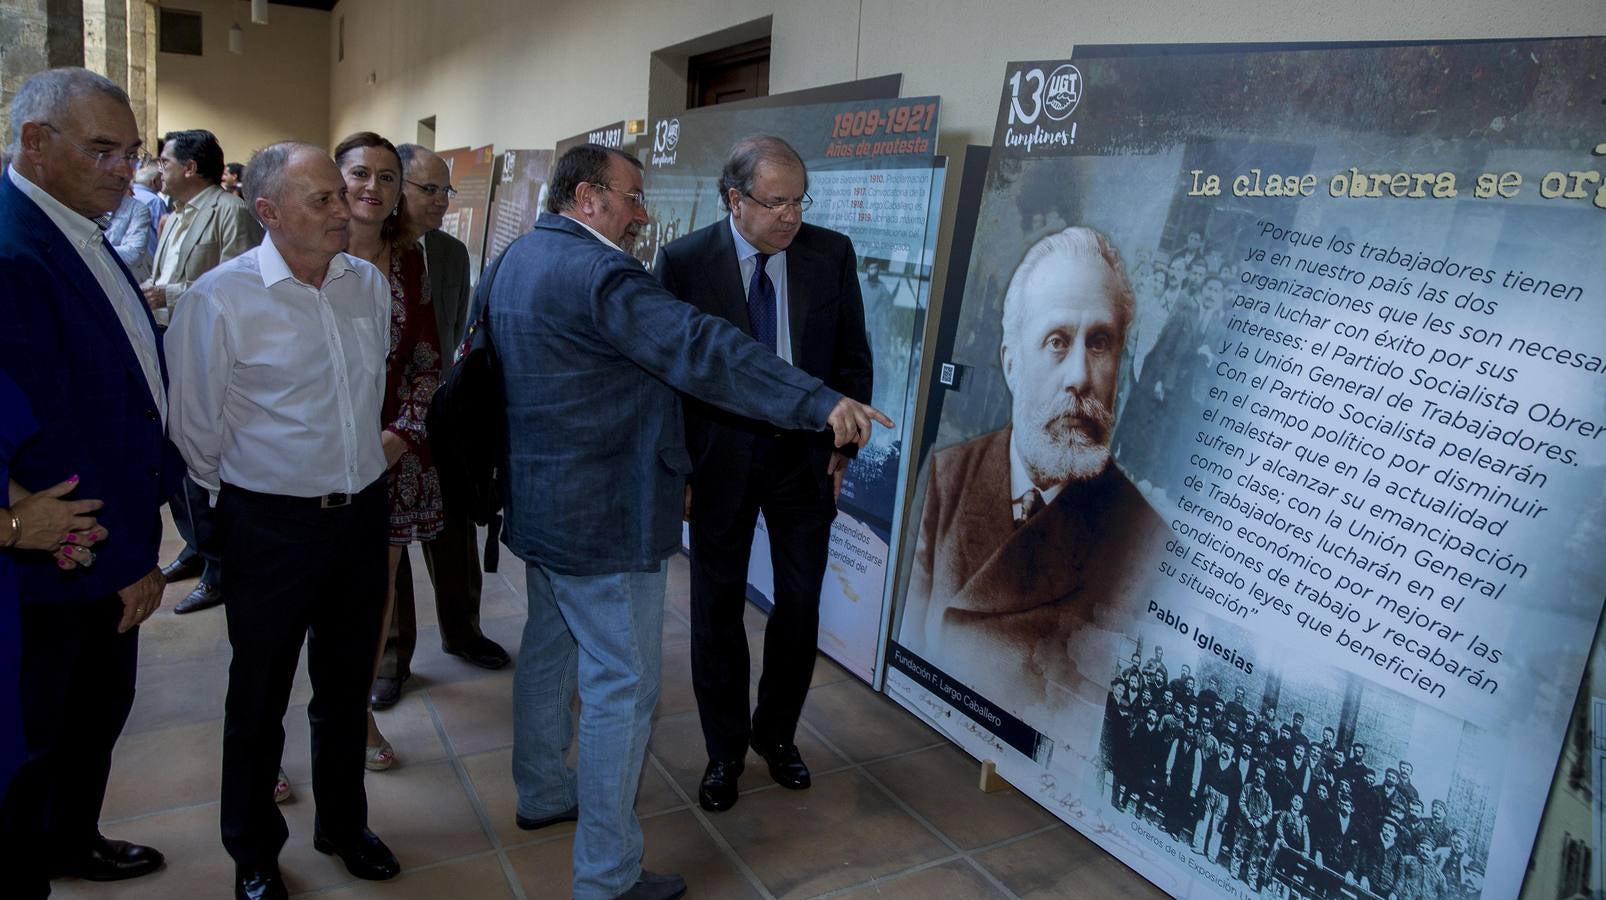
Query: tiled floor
55 517 1165 899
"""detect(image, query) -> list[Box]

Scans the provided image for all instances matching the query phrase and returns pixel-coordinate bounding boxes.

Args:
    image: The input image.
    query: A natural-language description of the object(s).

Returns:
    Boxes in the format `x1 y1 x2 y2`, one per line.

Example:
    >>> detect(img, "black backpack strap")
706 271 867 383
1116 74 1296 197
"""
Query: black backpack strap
472 247 509 573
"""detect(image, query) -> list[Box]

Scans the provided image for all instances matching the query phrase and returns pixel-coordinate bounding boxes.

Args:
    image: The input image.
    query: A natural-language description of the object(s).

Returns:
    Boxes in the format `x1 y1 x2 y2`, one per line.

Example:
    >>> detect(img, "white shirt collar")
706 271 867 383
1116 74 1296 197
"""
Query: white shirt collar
728 216 760 262
1007 429 1067 511
7 165 104 250
563 214 623 253
256 231 356 289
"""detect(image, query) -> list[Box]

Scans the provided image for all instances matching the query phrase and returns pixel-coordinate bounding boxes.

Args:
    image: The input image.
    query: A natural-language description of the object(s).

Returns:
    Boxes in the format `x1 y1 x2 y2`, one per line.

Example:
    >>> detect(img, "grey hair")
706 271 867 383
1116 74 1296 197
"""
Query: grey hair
718 135 807 211
8 66 131 157
1001 225 1135 344
242 141 322 224
132 163 161 188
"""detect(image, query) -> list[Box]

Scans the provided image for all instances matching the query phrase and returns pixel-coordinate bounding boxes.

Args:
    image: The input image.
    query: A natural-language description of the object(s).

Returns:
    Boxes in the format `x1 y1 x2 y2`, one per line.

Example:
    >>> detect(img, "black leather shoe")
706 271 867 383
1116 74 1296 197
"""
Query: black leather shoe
515 804 578 831
752 741 811 790
52 836 165 881
444 635 510 669
312 828 400 881
370 675 405 710
174 582 224 614
160 556 203 582
698 758 744 811
614 869 687 899
235 865 288 900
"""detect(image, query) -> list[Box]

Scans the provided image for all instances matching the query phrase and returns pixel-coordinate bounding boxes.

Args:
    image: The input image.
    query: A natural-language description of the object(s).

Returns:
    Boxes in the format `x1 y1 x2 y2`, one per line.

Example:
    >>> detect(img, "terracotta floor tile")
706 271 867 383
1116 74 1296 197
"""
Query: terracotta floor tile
427 669 516 756
363 759 494 867
974 826 1169 898
834 858 1008 899
302 851 515 898
866 744 1056 850
122 655 230 736
705 768 948 897
102 718 223 821
801 678 945 763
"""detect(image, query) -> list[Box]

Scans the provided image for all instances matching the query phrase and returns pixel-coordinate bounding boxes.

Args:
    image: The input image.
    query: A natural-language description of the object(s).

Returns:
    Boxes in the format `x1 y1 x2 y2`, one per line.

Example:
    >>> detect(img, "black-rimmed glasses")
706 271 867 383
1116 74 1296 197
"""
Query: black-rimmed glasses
742 190 812 213
42 123 146 169
405 179 459 200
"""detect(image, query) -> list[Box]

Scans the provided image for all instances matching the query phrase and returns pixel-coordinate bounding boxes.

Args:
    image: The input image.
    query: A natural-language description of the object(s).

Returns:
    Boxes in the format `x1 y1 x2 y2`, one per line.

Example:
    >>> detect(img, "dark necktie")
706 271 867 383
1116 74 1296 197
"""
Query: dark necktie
747 252 777 353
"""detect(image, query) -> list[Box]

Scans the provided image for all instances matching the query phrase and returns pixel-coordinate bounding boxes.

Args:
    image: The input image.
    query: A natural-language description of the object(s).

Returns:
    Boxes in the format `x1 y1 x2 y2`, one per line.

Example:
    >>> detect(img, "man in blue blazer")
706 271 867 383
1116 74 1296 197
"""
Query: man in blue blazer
0 68 183 895
653 136 873 813
494 144 888 900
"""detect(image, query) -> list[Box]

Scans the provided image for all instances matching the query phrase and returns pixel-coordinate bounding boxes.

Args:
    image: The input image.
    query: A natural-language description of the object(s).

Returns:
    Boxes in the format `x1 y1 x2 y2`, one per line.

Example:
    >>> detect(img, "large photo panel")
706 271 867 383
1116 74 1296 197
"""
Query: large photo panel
886 39 1606 899
642 96 945 681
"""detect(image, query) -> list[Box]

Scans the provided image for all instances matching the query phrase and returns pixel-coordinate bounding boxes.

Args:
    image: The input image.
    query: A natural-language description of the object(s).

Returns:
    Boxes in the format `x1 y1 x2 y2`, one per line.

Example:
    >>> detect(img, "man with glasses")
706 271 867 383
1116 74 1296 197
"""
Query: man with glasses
144 128 262 617
498 143 888 900
653 136 874 813
0 66 184 895
371 144 510 713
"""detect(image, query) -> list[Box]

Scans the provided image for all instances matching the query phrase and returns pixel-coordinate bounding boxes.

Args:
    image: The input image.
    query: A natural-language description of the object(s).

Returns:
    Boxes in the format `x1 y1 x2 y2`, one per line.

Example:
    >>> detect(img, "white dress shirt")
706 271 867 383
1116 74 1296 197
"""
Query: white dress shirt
728 216 794 364
7 165 167 424
165 233 390 498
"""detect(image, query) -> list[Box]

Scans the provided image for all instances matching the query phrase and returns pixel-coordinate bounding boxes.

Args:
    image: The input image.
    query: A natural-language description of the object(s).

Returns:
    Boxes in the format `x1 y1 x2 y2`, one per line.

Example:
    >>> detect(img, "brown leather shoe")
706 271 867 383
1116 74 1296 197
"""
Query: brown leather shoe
174 583 224 614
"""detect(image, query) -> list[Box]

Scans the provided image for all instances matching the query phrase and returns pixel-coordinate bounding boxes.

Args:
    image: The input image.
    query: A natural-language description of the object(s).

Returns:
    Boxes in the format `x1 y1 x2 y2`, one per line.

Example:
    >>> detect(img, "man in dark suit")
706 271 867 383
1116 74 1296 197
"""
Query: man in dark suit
654 136 873 813
373 145 509 710
497 144 888 900
0 66 182 896
900 225 1166 711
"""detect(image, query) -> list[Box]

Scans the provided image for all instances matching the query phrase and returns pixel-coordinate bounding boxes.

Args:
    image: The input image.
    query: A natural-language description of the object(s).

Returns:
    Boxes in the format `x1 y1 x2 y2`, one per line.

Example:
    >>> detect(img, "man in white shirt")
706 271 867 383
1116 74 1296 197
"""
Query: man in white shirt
0 66 175 896
166 142 400 900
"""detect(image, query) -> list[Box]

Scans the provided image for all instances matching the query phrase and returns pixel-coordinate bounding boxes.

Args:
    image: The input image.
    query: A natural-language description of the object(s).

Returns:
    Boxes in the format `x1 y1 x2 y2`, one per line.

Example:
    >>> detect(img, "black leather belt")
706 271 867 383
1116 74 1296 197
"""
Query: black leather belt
222 483 375 510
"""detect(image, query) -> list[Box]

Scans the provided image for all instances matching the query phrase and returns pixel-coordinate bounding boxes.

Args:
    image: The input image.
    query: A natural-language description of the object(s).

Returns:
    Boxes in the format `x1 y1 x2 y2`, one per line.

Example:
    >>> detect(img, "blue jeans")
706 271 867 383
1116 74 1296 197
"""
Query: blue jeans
513 559 667 899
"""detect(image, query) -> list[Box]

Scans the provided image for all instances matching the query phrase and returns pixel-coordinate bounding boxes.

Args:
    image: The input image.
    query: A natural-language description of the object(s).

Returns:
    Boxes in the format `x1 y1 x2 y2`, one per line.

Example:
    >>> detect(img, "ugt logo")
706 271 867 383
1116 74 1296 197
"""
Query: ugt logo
1007 62 1083 125
653 118 680 154
1043 64 1081 121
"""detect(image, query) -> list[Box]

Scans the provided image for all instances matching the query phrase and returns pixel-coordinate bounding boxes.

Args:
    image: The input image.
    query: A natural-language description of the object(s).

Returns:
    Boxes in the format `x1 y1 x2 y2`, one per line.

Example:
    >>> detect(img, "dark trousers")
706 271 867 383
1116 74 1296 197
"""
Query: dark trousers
216 480 387 868
0 595 138 898
688 438 835 761
169 475 223 586
379 498 485 680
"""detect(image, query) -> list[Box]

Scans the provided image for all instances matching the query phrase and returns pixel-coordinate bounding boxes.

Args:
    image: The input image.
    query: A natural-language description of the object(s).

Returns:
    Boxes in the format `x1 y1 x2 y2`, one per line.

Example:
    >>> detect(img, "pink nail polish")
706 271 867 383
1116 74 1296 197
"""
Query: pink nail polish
65 534 78 544
58 559 70 569
68 474 79 483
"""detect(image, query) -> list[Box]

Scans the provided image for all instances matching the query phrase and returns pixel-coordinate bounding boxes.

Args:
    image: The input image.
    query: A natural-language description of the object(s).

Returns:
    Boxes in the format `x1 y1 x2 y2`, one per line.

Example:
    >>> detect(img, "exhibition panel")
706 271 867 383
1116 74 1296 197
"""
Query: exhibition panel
486 148 554 264
437 143 496 283
884 38 1606 900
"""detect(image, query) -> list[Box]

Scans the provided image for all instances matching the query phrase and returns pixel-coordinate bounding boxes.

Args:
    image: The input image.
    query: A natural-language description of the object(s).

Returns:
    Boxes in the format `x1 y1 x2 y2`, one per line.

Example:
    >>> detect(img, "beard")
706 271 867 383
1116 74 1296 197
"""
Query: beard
1013 388 1115 487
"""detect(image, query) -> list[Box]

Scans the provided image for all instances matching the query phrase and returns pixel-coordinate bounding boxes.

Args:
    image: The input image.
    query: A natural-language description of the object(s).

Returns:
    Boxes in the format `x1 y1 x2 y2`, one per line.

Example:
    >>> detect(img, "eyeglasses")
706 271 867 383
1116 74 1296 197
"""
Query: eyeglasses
589 182 647 208
742 191 812 213
405 179 458 200
41 123 146 169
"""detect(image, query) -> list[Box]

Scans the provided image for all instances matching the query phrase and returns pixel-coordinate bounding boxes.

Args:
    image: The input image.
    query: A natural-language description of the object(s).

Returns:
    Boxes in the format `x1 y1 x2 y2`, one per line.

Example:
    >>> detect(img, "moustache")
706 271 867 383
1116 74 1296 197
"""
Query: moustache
1042 394 1114 444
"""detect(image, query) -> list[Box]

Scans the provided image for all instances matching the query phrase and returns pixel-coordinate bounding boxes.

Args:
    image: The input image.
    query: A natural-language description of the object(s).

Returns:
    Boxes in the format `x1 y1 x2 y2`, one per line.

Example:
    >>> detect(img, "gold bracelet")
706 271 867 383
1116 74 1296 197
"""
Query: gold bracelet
2 509 19 549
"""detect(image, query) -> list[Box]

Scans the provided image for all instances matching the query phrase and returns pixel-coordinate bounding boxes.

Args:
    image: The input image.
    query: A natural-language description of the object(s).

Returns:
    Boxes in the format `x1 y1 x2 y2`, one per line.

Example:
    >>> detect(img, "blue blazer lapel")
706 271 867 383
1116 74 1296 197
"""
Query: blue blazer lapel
2 178 164 391
711 219 753 336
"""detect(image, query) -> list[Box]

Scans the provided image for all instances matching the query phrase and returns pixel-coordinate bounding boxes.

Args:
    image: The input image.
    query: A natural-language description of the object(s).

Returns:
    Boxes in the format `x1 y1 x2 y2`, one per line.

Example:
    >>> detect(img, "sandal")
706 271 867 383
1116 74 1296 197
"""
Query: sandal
273 768 293 803
365 739 397 772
